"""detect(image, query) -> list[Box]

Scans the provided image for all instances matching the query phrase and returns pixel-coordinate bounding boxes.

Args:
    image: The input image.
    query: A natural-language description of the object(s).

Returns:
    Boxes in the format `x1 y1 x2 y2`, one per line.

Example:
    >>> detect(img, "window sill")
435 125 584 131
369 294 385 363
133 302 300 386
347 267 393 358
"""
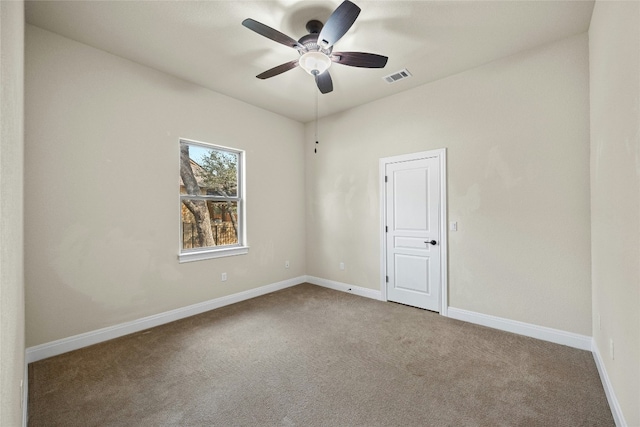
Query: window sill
178 246 249 263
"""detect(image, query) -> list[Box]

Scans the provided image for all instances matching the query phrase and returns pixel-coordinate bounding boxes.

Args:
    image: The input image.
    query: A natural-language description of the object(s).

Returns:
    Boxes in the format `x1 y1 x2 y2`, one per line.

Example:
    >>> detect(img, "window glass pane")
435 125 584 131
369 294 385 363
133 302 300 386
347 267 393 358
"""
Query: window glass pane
181 199 239 249
179 143 238 197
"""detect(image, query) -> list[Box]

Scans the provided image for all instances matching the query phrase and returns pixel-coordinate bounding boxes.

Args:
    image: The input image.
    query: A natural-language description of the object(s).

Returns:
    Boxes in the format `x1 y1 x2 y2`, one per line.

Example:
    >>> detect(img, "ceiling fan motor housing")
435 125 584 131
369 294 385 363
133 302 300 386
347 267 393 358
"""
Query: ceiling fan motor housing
298 33 332 55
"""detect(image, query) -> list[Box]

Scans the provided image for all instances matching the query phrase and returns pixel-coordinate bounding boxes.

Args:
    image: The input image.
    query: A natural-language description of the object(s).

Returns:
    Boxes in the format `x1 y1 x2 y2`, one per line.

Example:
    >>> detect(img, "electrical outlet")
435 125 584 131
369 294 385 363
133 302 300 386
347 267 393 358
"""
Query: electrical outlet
285 260 290 269
221 272 227 282
339 262 345 270
609 339 614 360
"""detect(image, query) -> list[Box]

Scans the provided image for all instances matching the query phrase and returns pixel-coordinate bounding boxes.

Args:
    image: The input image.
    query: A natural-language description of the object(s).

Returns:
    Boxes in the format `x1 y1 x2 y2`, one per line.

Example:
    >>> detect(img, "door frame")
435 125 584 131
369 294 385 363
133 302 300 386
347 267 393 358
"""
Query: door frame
379 148 448 316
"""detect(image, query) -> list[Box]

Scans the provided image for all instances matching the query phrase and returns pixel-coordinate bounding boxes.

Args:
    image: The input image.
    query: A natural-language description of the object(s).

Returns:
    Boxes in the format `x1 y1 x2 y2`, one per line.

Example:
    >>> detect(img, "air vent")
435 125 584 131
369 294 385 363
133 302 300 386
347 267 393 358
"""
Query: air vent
383 69 412 84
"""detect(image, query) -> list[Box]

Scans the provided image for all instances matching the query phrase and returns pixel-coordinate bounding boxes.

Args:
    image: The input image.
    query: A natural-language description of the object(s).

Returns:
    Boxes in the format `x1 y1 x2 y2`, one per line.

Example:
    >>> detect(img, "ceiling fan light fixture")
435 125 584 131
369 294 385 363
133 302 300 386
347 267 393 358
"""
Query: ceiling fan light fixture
243 1 386 94
298 51 332 76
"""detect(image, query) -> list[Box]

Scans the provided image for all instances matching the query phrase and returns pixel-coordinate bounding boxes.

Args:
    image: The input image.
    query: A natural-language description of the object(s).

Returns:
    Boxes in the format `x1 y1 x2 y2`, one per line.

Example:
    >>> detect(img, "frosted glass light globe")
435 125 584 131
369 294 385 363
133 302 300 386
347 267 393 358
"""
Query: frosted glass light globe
299 51 331 75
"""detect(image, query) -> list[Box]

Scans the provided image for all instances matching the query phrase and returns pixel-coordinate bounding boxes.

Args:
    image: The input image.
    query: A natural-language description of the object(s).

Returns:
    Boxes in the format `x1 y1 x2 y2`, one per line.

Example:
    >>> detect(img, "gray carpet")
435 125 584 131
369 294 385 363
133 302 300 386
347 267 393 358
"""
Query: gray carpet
28 283 613 426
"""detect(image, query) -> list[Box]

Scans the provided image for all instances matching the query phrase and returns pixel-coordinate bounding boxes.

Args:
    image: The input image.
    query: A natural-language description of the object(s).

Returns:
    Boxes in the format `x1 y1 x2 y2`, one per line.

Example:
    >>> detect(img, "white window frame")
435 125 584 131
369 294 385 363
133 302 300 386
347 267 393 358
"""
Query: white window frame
178 138 248 263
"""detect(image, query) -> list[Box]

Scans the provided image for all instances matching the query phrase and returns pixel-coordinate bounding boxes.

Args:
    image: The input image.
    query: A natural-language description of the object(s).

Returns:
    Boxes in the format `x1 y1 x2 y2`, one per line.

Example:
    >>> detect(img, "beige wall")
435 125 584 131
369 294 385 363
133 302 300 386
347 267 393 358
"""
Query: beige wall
589 1 640 425
24 25 306 347
0 0 26 425
305 34 592 336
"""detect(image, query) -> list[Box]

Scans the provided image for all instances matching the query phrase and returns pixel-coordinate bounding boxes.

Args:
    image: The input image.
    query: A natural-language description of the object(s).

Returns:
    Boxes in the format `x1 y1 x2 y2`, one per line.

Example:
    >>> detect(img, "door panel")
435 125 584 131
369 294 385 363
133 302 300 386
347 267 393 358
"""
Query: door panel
395 254 430 293
394 168 429 231
386 157 440 311
394 236 430 249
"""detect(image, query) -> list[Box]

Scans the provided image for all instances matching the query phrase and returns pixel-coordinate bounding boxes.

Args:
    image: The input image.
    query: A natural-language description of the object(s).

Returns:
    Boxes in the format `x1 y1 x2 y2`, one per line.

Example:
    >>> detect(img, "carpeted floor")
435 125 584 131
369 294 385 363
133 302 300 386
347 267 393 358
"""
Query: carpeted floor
28 283 614 426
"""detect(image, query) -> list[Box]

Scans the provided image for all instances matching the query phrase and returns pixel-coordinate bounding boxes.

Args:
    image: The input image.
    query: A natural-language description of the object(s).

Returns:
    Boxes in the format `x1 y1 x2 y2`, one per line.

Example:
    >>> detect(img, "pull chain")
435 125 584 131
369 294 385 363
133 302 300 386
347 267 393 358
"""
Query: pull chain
314 89 319 154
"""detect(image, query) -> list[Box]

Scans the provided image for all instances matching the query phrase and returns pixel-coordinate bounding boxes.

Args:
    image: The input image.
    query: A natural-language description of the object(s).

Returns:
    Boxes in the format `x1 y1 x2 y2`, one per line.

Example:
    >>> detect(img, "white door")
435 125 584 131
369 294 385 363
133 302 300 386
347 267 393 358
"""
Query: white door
385 156 441 311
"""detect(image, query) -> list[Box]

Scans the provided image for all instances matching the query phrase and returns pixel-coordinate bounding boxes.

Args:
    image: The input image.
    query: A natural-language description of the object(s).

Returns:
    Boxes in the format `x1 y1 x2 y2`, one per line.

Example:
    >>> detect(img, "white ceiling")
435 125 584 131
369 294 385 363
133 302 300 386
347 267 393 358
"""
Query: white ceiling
25 1 594 123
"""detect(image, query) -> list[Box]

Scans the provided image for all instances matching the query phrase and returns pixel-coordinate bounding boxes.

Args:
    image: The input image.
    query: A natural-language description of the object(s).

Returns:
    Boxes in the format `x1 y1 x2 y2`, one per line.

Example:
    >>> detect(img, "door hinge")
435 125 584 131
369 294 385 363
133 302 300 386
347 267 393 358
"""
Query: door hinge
385 175 388 183
386 275 389 283
385 226 388 232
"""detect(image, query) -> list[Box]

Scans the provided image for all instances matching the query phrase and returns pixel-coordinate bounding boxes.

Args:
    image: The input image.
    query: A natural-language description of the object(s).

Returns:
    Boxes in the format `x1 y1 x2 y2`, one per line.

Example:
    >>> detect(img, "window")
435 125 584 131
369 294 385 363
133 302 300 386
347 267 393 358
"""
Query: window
179 139 247 262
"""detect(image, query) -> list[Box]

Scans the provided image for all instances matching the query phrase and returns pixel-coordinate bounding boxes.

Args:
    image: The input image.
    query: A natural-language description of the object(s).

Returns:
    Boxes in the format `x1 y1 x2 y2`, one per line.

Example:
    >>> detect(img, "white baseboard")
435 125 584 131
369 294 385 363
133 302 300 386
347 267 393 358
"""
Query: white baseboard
592 340 627 427
26 276 306 363
305 276 383 301
447 307 592 351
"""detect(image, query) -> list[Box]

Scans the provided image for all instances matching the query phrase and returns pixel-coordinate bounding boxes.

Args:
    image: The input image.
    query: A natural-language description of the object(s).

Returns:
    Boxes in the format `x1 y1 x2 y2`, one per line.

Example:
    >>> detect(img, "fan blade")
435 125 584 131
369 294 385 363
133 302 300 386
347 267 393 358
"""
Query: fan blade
315 71 333 94
332 52 388 68
256 60 299 79
242 19 303 50
317 1 360 49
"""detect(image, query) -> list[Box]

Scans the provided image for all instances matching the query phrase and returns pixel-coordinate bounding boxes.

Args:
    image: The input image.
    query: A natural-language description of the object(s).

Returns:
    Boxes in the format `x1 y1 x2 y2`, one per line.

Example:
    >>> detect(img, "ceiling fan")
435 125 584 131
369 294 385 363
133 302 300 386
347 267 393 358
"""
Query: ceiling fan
242 0 388 94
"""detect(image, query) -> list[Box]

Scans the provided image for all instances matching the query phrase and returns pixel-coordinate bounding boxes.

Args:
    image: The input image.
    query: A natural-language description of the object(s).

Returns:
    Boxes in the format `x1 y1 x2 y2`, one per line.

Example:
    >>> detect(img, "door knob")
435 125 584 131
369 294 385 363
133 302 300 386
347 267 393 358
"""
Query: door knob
425 240 437 245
